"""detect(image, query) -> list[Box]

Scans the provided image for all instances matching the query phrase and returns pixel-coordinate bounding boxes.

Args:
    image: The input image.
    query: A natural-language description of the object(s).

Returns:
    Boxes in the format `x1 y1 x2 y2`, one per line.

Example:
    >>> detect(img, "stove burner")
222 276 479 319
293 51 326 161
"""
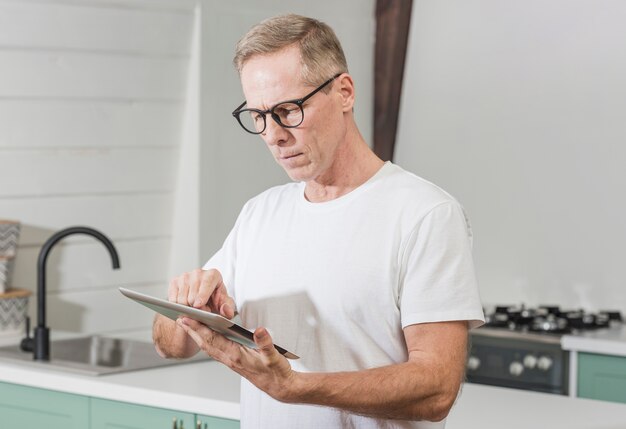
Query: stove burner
539 305 561 316
529 314 569 334
484 305 622 334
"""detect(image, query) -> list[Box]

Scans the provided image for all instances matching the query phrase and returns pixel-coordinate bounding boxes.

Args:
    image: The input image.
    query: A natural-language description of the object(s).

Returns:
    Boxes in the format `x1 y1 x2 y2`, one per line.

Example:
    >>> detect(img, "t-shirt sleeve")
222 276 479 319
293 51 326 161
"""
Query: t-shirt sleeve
399 200 485 330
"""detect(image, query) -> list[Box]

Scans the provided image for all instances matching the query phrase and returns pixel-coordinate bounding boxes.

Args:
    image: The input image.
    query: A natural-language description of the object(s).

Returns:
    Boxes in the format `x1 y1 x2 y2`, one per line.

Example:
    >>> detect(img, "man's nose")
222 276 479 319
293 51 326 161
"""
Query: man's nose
262 116 290 145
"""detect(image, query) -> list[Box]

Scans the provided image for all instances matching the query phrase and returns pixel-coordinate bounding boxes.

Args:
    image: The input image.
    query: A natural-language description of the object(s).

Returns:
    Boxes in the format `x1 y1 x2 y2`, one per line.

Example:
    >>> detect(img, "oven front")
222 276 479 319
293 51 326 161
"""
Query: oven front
467 330 569 395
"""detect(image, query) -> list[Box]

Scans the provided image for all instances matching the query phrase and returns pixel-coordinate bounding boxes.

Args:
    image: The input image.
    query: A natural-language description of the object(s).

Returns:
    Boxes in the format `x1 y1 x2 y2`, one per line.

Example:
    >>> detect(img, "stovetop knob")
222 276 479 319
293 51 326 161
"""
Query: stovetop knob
467 356 481 371
509 361 524 377
523 354 538 369
537 355 553 371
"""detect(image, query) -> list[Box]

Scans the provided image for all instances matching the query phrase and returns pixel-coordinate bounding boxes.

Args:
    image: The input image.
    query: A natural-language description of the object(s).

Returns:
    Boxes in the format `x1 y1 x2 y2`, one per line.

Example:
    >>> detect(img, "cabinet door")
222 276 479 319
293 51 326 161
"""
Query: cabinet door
91 397 195 429
578 352 626 404
195 413 240 429
0 381 89 429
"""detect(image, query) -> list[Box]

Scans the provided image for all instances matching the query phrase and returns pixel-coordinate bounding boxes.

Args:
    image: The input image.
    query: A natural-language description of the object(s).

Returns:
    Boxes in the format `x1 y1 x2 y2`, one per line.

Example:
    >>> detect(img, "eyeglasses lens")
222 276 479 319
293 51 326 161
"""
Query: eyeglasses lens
272 103 303 127
239 110 265 134
238 102 304 134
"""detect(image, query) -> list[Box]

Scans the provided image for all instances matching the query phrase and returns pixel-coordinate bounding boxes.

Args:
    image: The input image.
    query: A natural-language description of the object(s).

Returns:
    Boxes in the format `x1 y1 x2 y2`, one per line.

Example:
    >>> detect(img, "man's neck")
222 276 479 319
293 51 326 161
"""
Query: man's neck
304 135 385 203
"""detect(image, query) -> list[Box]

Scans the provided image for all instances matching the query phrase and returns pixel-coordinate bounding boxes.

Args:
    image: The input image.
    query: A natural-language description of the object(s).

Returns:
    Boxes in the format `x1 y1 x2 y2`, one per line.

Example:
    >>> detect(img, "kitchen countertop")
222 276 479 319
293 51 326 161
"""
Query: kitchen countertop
562 323 626 357
447 383 626 429
0 334 240 419
2 331 626 427
0 329 241 418
0 356 241 419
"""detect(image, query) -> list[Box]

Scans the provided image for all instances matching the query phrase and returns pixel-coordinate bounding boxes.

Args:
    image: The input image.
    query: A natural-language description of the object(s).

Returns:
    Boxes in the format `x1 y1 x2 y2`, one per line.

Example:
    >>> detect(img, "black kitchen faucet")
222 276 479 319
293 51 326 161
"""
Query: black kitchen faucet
20 226 120 360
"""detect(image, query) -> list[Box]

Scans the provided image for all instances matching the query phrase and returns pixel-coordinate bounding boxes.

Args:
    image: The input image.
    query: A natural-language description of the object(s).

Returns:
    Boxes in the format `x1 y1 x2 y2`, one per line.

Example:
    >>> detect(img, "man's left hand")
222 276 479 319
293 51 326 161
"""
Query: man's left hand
176 317 297 402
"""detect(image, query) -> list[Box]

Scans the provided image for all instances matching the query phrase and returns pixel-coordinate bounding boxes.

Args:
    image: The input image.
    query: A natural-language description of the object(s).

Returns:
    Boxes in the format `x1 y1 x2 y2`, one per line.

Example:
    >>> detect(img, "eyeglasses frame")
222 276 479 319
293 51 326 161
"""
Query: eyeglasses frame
232 73 343 135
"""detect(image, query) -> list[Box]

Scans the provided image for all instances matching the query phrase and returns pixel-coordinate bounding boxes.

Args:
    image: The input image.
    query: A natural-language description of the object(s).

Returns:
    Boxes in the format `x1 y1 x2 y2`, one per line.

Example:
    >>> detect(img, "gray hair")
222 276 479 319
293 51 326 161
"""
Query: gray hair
233 14 349 89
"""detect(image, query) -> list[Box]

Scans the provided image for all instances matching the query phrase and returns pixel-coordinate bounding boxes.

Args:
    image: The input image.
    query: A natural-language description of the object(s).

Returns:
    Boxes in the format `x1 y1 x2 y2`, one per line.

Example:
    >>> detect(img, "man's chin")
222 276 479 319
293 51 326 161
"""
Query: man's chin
279 162 312 182
284 170 308 182
284 167 312 182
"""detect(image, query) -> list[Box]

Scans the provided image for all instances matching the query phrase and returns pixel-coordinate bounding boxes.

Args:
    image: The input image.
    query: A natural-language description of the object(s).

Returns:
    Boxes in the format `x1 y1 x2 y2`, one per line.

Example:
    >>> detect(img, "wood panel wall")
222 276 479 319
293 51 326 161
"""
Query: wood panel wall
0 0 195 335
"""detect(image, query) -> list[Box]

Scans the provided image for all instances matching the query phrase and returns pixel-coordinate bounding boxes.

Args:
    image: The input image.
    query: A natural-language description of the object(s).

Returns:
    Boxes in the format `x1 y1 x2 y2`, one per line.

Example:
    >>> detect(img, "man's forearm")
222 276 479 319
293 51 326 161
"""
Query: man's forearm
286 359 462 422
176 316 468 422
152 314 200 359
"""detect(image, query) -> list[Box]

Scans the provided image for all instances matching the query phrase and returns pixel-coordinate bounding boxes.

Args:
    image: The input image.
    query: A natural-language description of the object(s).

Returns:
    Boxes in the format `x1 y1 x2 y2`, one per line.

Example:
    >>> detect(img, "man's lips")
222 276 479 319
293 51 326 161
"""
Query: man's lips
280 153 302 160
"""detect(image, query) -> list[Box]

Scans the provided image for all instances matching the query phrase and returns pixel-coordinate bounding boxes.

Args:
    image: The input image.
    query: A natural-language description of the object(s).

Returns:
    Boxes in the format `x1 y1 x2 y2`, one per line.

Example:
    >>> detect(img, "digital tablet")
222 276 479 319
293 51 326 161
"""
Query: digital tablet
119 287 299 359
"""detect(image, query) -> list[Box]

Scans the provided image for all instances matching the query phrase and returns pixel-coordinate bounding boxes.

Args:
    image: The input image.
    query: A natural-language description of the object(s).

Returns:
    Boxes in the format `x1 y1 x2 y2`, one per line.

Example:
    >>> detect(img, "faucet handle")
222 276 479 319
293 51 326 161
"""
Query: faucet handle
20 316 34 352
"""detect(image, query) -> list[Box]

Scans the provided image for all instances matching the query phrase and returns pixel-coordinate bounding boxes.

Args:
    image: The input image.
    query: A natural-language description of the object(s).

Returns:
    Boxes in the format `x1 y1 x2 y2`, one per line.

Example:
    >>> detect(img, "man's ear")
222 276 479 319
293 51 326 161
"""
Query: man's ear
336 73 356 112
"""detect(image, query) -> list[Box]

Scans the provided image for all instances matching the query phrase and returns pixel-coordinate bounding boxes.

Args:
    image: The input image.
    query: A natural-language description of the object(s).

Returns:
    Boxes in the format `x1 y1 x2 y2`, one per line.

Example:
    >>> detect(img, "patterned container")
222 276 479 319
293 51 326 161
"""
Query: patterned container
0 220 21 258
0 288 31 333
0 256 15 294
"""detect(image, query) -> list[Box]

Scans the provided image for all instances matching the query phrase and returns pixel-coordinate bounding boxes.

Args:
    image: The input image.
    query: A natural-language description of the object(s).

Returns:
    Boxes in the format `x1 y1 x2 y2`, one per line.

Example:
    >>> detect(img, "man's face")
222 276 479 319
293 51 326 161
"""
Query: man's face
240 46 349 183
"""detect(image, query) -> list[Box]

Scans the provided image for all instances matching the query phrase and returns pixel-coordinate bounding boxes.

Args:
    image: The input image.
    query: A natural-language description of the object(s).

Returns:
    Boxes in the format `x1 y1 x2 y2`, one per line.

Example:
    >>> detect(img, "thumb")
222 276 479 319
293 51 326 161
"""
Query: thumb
253 327 277 356
219 298 236 320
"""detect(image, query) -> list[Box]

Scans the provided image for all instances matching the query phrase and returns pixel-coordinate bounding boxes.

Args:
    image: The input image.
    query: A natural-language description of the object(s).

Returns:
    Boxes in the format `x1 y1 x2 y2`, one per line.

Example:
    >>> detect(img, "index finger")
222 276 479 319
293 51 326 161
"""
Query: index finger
167 277 178 302
193 269 223 308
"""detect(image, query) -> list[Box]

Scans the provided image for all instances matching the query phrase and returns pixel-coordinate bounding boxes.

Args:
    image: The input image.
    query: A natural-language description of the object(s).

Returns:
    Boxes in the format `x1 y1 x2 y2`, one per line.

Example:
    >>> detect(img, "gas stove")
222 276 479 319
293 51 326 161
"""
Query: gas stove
484 305 622 334
467 305 623 395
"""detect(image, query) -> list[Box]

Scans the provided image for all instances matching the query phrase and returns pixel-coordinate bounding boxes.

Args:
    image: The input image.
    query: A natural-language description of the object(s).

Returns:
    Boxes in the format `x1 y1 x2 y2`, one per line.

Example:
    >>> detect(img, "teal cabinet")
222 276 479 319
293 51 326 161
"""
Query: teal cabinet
196 413 240 429
0 381 89 429
91 398 195 429
0 381 239 428
577 352 626 404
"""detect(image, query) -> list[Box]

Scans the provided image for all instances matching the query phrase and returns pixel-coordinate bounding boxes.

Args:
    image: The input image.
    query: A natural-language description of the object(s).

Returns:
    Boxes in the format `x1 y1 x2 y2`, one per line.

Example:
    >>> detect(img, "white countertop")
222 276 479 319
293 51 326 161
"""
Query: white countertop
447 383 626 429
3 356 626 428
0 329 241 419
2 331 626 427
562 323 626 357
0 351 242 419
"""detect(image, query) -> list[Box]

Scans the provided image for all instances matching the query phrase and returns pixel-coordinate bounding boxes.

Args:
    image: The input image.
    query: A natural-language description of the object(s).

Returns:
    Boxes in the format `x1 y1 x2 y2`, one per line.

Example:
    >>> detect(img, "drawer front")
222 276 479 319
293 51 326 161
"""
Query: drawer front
578 352 626 404
91 397 195 429
0 381 89 429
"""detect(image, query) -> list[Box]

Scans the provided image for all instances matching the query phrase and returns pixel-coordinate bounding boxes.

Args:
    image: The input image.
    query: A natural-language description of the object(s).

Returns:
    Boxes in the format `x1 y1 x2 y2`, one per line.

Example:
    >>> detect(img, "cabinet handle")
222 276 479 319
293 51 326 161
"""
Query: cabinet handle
196 420 208 429
172 417 186 429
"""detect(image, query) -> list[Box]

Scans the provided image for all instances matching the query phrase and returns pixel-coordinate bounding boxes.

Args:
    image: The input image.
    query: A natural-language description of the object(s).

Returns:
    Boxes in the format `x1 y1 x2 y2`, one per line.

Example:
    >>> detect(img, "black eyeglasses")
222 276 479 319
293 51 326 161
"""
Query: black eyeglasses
232 73 342 135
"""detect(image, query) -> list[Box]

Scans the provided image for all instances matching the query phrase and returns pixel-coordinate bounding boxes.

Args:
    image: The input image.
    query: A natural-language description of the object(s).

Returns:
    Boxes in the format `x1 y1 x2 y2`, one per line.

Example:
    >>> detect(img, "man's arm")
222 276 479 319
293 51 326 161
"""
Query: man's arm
177 318 468 422
287 321 467 421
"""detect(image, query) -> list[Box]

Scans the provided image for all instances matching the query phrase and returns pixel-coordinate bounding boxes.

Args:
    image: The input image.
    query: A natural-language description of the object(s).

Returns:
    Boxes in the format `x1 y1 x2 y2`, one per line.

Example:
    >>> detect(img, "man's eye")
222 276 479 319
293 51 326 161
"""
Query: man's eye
275 105 298 117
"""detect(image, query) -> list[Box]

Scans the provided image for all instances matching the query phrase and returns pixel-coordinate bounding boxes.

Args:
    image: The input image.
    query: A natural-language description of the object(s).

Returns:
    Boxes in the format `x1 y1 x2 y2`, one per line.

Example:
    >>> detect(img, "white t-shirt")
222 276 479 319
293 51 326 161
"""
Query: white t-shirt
204 161 484 429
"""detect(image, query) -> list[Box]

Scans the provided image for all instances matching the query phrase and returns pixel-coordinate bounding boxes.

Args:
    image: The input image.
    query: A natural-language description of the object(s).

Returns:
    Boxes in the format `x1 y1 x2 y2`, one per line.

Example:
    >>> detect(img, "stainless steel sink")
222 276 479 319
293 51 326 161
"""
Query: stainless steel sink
0 335 210 376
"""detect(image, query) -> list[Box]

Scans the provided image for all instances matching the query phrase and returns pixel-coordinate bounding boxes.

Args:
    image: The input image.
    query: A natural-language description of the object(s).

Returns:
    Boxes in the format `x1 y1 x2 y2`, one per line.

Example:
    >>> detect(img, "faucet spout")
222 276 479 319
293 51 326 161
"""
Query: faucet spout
21 226 121 361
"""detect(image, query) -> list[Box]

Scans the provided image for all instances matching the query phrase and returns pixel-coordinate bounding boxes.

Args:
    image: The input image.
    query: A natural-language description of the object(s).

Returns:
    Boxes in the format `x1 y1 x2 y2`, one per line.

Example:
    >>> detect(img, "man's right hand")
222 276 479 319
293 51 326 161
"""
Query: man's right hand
153 268 236 358
168 268 236 319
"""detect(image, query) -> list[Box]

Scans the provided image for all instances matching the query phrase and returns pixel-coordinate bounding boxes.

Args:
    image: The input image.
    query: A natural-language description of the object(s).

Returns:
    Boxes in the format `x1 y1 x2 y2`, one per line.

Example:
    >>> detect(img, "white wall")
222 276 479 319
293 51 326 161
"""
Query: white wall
0 0 375 335
396 0 626 311
197 0 376 263
0 0 195 334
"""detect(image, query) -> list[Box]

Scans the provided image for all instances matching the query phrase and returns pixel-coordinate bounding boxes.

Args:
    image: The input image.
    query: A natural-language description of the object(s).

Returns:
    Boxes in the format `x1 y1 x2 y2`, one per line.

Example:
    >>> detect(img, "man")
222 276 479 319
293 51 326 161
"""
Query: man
153 14 483 429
